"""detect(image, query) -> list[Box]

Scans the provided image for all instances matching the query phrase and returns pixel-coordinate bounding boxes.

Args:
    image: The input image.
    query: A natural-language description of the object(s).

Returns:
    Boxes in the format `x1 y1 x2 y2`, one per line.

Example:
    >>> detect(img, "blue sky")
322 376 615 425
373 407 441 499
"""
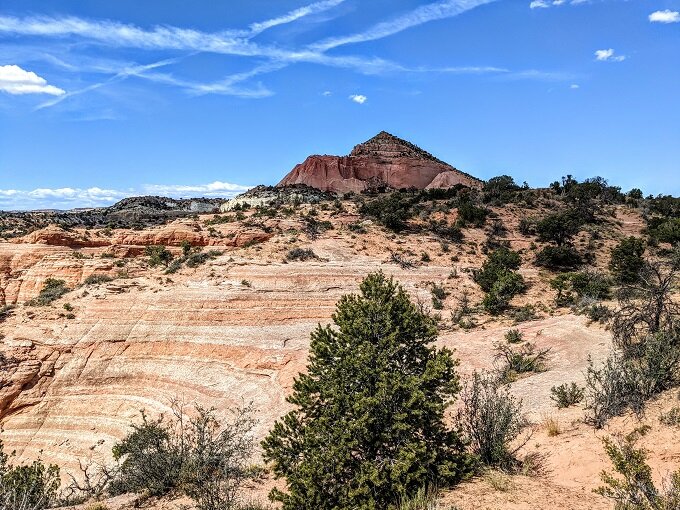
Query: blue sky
0 0 678 210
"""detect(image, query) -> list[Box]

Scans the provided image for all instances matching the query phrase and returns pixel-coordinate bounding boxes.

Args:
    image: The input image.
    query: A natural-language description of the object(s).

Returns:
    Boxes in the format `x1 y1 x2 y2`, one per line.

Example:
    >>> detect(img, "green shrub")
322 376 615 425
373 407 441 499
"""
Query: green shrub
262 272 474 510
595 430 680 509
584 303 612 323
609 237 645 284
568 271 612 300
145 245 174 267
457 371 526 469
535 211 582 247
429 221 464 242
518 218 536 236
649 218 680 244
0 305 15 322
27 278 70 306
494 342 551 382
359 192 416 232
535 245 583 270
474 247 522 293
165 259 183 274
551 270 612 308
347 222 367 234
550 383 584 408
0 440 60 510
482 272 526 315
84 274 113 286
504 329 524 344
482 175 521 205
512 305 537 323
110 403 258 509
430 283 448 310
185 250 222 268
286 248 317 262
456 201 488 227
585 332 680 428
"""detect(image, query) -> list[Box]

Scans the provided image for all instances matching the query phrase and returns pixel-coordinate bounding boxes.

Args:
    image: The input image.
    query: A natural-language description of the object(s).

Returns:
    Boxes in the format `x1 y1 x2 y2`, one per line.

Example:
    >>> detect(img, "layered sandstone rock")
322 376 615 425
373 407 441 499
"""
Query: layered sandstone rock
277 131 482 193
1 202 668 510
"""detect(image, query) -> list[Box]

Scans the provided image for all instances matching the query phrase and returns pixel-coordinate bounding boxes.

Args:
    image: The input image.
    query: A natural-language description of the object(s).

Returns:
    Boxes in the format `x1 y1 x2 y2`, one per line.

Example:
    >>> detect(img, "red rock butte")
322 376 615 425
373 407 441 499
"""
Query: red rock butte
277 131 483 193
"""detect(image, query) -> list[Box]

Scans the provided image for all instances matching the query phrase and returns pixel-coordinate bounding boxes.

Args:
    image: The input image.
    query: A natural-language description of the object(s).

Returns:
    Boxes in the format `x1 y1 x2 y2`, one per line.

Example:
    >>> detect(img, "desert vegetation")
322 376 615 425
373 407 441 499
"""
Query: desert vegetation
2 173 680 509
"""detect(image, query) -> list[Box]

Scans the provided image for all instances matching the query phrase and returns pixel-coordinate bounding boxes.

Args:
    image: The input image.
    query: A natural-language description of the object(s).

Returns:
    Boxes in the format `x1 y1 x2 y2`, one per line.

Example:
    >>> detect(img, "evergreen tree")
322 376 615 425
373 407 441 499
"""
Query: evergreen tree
609 236 645 284
262 272 472 510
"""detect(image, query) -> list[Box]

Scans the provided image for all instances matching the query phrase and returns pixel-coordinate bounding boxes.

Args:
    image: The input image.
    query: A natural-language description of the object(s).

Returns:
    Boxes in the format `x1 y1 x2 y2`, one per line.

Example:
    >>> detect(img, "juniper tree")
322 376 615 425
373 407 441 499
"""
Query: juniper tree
262 272 473 510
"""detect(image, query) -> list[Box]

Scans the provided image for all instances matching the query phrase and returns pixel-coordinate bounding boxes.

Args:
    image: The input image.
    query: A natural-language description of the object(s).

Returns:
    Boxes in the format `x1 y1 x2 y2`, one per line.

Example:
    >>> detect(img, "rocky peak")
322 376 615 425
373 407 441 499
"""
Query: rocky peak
349 131 453 168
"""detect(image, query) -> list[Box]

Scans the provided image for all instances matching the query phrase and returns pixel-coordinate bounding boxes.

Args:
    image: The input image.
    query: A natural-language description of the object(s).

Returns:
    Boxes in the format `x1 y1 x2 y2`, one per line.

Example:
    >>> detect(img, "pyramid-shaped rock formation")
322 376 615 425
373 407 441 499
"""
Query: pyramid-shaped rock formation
277 131 483 193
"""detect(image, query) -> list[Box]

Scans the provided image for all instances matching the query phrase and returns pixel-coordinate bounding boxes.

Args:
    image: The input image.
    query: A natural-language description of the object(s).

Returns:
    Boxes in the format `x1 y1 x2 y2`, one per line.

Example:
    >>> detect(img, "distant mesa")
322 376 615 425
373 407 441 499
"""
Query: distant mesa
277 131 483 194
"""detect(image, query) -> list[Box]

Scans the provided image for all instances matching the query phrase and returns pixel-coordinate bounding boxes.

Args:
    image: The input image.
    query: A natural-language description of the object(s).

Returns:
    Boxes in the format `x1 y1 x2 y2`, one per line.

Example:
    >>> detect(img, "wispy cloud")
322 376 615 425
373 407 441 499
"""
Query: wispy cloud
310 0 495 51
595 48 625 62
36 57 182 109
0 64 65 95
0 0 566 109
247 0 347 36
0 181 251 210
649 10 680 23
349 94 367 104
530 0 590 9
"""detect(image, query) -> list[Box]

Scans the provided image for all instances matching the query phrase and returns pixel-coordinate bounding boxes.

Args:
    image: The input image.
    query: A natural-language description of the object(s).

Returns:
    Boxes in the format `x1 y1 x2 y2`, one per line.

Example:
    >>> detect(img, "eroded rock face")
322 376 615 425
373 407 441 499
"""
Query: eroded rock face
277 131 483 193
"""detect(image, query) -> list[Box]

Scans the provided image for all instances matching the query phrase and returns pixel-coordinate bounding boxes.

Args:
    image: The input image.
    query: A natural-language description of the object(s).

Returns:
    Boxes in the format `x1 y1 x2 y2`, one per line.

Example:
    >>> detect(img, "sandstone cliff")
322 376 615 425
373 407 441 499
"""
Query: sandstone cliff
277 131 482 193
0 198 673 510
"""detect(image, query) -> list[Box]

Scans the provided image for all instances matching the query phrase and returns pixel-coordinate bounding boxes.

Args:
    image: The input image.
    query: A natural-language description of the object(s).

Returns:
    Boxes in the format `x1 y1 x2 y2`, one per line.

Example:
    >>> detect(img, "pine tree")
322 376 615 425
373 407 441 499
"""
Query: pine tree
262 272 473 509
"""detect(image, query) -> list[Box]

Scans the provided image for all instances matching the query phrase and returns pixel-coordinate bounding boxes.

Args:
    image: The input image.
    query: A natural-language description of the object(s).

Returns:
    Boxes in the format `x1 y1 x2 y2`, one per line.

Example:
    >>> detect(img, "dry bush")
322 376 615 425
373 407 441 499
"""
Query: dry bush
542 416 561 437
457 371 528 469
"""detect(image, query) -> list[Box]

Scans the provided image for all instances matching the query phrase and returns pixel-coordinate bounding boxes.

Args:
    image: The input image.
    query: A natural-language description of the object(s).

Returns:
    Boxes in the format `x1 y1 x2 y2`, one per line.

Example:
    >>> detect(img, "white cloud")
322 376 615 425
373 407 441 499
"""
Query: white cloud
649 10 680 23
0 0 565 108
531 0 587 9
310 0 495 52
143 181 251 196
0 181 251 210
349 94 367 104
322 90 332 96
248 0 346 35
570 83 579 89
0 64 64 95
595 48 625 62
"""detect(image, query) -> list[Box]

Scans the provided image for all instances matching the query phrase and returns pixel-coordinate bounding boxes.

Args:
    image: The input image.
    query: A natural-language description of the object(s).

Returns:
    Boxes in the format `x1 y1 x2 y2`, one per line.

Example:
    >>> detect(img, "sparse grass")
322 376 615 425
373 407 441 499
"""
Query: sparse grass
484 470 514 492
397 486 440 510
84 504 109 510
543 416 561 437
660 406 680 427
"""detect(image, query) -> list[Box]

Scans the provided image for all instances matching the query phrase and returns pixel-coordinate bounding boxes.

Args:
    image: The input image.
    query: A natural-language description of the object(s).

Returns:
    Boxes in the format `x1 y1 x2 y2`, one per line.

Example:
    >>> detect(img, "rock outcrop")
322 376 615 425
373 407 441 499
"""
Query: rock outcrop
220 185 334 212
277 131 482 193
